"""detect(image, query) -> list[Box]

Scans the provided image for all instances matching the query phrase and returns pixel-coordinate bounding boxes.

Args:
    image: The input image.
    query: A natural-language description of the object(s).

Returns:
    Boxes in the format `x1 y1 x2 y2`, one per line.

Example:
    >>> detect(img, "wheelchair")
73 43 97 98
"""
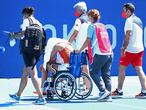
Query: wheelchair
42 50 93 101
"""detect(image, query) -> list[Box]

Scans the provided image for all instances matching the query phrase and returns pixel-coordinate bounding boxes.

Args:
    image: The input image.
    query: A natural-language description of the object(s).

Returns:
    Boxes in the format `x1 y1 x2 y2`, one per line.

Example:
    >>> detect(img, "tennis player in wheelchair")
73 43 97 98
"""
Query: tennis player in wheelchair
36 38 92 100
41 38 73 94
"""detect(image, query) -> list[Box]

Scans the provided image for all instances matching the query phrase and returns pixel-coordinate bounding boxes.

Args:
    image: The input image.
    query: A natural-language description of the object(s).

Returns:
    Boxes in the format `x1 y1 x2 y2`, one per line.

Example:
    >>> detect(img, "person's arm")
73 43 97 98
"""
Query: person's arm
10 31 25 39
122 30 131 49
50 43 64 60
68 30 78 43
10 19 29 39
77 24 93 52
121 30 131 56
79 38 90 52
68 19 81 43
121 18 132 56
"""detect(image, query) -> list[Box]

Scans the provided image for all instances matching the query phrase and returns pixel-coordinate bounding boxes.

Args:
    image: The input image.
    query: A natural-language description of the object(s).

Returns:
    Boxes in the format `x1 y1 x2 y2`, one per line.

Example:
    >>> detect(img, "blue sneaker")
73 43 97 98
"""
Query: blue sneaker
33 98 47 105
9 93 20 102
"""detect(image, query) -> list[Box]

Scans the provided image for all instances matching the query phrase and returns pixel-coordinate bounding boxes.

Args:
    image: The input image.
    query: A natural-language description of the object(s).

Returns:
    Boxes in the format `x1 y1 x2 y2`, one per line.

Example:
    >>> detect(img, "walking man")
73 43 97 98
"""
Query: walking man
112 3 146 98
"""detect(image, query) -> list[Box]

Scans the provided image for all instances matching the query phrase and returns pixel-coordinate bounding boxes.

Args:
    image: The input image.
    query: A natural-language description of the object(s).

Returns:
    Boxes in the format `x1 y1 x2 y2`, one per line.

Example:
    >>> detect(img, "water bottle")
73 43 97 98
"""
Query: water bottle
0 46 5 53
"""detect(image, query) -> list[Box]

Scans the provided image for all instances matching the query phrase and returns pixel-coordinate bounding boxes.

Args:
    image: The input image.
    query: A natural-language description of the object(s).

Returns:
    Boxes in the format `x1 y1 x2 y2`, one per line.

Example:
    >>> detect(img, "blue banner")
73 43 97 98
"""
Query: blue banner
0 0 146 78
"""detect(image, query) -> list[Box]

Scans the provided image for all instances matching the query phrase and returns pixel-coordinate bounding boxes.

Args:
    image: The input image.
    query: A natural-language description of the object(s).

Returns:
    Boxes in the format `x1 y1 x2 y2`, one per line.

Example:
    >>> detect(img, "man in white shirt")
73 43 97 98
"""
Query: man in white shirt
69 1 90 89
112 3 146 98
9 7 46 104
69 2 89 50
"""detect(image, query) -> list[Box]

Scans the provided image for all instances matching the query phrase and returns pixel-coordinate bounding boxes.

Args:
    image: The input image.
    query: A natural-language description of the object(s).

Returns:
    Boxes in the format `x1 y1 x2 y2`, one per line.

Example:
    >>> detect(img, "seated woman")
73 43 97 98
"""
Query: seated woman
36 38 74 95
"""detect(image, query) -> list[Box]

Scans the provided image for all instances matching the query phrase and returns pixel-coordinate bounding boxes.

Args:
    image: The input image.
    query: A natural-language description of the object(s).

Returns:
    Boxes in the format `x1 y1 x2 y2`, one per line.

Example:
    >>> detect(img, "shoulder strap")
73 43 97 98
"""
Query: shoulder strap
28 18 34 26
28 18 40 27
78 18 83 24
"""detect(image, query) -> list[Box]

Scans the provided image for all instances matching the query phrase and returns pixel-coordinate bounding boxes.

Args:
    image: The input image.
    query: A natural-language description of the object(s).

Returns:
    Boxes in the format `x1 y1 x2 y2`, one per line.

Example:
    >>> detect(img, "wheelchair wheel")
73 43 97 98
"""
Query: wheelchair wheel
54 72 77 101
75 72 93 99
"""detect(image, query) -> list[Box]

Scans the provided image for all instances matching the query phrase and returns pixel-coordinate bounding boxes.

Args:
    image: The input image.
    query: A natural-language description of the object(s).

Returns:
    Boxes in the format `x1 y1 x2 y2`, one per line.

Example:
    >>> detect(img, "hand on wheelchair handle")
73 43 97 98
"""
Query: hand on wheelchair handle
75 50 80 53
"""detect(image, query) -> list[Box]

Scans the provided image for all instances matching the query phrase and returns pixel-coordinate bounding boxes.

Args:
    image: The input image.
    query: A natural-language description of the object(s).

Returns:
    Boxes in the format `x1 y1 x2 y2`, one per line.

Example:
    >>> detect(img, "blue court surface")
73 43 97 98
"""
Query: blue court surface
0 76 146 110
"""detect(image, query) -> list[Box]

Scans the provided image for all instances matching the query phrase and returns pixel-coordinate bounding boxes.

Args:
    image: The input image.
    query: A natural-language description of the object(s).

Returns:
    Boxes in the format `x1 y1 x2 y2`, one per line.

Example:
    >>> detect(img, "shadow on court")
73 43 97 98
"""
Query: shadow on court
0 102 16 107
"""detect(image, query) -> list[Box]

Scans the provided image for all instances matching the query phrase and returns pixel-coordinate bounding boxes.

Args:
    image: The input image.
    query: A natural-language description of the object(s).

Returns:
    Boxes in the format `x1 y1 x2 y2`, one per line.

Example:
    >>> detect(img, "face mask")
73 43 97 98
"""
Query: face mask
121 11 127 19
74 11 80 17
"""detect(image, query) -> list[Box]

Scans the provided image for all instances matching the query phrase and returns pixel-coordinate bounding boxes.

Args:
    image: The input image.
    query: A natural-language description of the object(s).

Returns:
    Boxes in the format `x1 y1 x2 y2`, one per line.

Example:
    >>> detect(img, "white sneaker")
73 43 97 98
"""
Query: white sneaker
98 96 112 102
97 90 110 101
106 96 112 102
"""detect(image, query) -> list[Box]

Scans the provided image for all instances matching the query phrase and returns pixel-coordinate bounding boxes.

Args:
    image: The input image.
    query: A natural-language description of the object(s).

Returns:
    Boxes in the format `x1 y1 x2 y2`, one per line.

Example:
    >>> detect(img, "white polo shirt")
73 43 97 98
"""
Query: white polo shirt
124 14 144 53
73 14 90 50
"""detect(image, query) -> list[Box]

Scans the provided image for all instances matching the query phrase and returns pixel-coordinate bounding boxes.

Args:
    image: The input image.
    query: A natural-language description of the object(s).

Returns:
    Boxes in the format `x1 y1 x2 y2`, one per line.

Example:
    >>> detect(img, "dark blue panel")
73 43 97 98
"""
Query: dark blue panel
0 0 146 77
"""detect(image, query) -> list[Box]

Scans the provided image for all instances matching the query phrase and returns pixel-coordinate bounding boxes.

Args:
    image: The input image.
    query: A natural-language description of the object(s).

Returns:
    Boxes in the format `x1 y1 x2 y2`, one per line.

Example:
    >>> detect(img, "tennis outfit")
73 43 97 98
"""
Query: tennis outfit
113 15 146 98
73 14 89 50
120 14 144 67
43 38 73 70
58 43 73 63
73 14 90 65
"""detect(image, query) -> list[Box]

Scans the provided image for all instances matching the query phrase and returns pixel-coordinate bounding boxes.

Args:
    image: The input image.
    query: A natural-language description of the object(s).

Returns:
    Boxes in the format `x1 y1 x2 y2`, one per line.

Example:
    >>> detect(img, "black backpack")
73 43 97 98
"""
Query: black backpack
20 18 46 54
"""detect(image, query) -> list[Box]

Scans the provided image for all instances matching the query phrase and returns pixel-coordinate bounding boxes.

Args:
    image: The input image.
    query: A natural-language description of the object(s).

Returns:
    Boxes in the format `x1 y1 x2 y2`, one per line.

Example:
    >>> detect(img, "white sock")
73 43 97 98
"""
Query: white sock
117 89 123 93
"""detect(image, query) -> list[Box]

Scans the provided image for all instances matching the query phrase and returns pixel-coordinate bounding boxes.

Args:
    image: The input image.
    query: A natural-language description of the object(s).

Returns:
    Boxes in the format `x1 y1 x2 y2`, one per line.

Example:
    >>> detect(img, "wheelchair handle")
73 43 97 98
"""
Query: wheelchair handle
49 62 62 65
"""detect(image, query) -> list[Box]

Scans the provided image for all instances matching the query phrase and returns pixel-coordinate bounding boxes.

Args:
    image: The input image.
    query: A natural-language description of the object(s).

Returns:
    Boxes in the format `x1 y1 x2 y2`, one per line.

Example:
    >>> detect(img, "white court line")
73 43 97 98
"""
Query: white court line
110 102 146 110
